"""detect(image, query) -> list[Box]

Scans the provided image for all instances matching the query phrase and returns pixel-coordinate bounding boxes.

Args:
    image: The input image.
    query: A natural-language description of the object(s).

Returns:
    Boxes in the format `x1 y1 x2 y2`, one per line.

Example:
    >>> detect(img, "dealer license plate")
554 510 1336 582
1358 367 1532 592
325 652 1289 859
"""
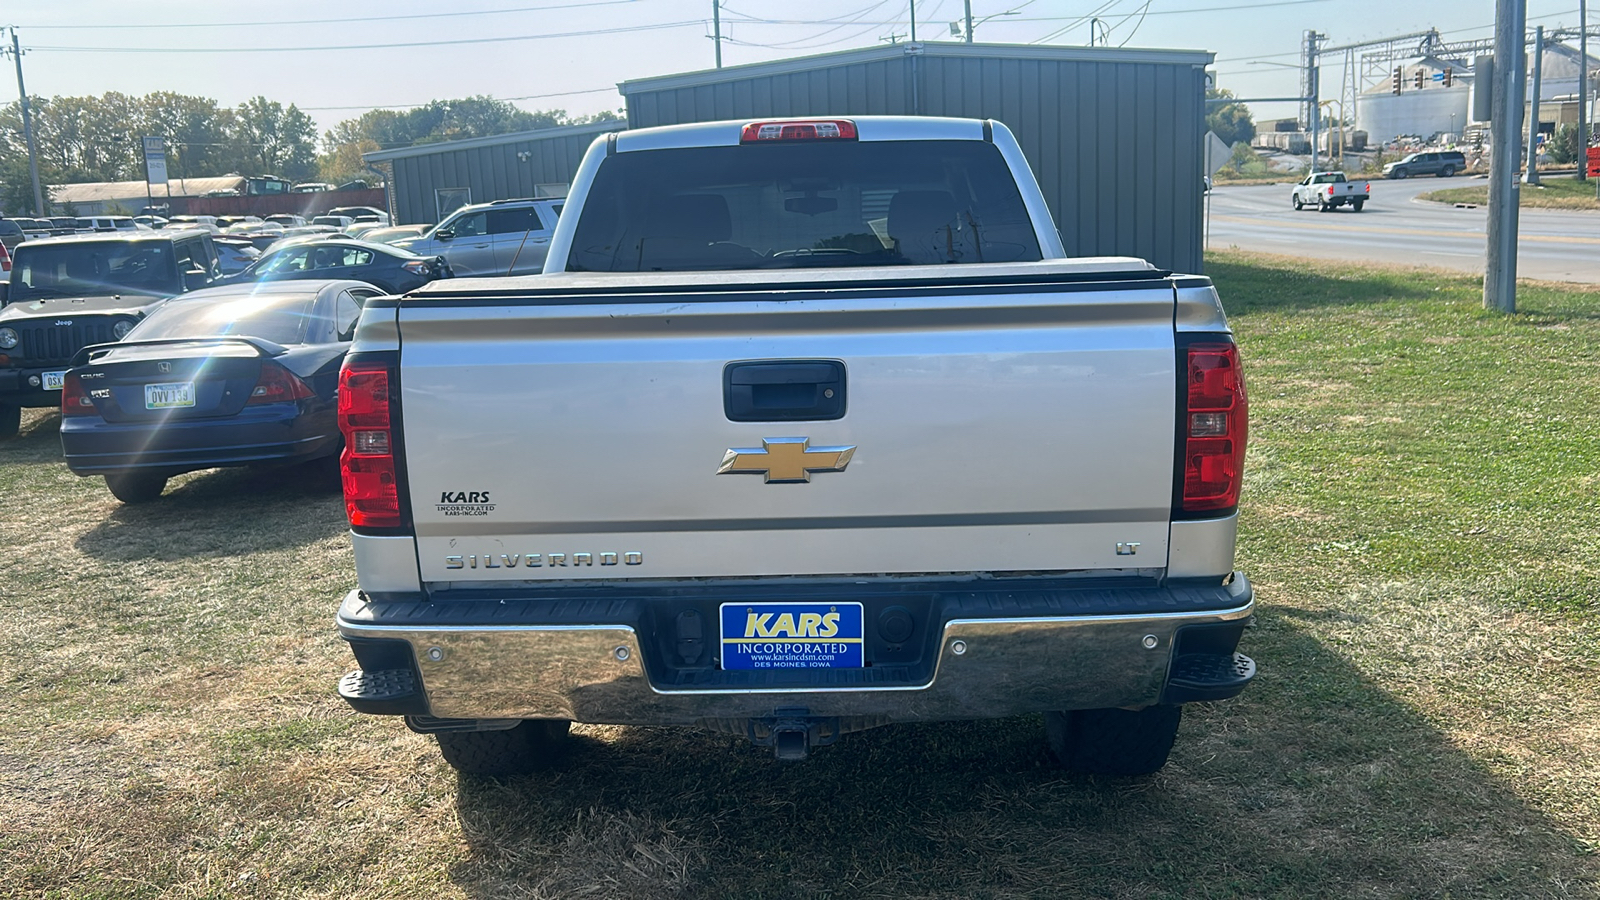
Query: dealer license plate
145 382 195 410
719 602 864 670
41 370 66 391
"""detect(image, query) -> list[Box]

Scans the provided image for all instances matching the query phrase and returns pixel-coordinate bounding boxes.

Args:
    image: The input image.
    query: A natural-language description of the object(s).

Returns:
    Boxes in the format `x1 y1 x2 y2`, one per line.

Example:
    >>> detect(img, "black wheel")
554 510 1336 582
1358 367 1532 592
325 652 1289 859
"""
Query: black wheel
1292 195 1304 210
104 472 168 503
0 402 19 439
1316 197 1329 212
435 719 571 776
1352 200 1365 212
1044 705 1182 776
1439 165 1455 178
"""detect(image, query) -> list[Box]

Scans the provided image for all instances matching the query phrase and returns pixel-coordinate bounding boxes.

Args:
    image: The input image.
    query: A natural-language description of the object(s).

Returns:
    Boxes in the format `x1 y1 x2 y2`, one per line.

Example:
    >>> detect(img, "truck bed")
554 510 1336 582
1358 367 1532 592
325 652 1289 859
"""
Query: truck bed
377 259 1188 587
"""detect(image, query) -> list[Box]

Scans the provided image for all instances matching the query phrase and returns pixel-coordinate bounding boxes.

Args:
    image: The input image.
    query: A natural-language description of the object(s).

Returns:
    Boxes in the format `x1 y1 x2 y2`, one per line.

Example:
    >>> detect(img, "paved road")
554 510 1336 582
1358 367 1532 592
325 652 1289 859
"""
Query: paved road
1204 177 1600 283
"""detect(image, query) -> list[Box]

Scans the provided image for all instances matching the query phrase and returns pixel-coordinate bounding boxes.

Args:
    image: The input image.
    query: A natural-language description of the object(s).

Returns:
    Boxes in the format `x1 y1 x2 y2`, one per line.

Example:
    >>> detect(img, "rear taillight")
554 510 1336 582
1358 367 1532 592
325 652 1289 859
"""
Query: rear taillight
0 242 11 273
401 260 428 276
61 371 96 416
740 119 858 142
246 362 314 404
339 359 402 528
1181 342 1248 513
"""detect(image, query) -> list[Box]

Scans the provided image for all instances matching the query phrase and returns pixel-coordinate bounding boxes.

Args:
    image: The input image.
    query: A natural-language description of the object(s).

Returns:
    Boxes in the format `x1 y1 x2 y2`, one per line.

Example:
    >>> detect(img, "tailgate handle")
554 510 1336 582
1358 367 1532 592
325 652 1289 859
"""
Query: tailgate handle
724 360 846 422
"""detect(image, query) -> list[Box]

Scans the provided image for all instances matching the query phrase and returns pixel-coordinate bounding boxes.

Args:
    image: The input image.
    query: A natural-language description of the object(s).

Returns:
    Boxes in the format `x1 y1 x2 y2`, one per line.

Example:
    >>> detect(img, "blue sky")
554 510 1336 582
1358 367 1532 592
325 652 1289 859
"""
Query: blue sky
7 0 1592 137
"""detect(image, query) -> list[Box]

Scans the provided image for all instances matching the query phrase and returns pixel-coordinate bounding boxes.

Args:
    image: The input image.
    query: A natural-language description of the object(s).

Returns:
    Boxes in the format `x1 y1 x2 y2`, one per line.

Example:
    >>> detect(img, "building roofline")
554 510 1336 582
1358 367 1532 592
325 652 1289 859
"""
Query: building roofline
362 120 626 163
619 42 1213 95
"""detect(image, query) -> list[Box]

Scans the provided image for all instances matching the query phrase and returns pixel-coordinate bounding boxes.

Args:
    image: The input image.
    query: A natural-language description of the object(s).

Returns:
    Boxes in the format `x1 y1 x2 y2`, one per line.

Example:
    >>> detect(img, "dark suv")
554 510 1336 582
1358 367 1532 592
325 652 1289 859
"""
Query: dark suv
0 230 221 437
1383 150 1466 179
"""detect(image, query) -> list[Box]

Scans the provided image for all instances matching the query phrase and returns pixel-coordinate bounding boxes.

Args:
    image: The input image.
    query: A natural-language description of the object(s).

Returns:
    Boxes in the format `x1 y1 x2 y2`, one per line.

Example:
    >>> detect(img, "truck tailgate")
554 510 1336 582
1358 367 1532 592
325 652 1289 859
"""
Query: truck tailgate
395 279 1177 583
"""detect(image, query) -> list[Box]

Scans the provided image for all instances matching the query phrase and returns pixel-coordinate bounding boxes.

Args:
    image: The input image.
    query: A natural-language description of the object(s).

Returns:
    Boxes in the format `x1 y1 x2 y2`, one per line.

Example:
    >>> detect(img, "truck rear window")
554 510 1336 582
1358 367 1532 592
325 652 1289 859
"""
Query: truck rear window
566 140 1043 272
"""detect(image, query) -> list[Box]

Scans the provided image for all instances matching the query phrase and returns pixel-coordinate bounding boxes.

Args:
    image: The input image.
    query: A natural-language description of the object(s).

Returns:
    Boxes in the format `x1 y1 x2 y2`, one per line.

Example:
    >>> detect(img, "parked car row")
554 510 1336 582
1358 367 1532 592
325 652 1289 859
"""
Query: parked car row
0 199 458 500
1 215 156 250
0 228 454 448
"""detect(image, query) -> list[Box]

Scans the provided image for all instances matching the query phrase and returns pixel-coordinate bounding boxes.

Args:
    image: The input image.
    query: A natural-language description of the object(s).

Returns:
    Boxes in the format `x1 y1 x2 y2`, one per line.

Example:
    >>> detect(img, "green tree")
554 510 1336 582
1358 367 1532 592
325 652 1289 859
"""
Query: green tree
232 96 318 180
317 137 380 185
321 96 584 162
1206 88 1256 147
1546 123 1580 166
139 92 247 181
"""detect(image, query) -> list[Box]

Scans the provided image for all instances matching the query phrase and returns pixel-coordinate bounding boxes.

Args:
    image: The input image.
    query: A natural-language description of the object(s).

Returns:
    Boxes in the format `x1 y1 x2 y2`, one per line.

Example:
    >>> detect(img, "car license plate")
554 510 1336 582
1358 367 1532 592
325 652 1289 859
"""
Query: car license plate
719 602 864 670
41 370 66 391
145 382 195 410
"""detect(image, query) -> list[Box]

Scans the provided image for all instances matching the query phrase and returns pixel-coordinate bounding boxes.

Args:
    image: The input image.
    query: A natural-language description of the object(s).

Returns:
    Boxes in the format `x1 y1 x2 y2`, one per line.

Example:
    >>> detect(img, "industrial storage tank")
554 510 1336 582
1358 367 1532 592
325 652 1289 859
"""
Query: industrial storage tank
1357 81 1470 143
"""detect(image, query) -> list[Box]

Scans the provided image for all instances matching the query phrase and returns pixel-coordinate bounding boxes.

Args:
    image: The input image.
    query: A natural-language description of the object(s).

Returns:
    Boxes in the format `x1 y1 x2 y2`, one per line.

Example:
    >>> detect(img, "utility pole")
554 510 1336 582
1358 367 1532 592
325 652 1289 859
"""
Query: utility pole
1484 0 1527 313
8 28 45 218
965 0 973 42
1525 25 1542 185
1304 31 1324 173
712 0 722 68
910 0 917 42
1580 0 1588 181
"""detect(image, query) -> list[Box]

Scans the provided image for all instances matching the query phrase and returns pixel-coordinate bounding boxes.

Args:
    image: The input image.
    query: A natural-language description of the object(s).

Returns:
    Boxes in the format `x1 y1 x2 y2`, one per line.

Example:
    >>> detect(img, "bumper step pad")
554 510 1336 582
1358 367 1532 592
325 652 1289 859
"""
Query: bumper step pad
338 668 426 716
1163 652 1256 703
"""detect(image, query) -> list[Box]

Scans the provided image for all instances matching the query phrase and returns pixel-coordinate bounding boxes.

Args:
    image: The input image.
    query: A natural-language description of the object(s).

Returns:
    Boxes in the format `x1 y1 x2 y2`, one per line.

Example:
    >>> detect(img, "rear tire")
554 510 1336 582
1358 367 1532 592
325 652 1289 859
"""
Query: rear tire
1352 200 1365 212
1439 165 1455 178
435 719 571 776
104 472 168 504
0 403 19 439
1045 705 1182 776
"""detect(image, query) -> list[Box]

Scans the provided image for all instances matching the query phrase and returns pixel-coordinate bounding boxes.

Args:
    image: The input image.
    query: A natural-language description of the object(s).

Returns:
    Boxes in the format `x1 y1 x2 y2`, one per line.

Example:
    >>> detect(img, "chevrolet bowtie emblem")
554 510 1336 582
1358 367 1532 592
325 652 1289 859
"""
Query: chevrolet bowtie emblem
718 437 856 483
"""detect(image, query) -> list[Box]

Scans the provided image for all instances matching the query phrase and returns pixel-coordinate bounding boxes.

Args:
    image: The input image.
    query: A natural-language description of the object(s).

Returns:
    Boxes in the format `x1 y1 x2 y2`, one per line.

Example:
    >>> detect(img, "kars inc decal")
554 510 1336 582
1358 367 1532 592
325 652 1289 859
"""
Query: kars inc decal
437 490 494 517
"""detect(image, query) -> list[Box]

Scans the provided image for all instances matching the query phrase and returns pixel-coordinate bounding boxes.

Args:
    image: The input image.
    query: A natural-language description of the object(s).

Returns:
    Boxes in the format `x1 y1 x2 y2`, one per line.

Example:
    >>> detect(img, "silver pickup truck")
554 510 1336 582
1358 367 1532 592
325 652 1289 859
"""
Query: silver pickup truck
334 117 1255 777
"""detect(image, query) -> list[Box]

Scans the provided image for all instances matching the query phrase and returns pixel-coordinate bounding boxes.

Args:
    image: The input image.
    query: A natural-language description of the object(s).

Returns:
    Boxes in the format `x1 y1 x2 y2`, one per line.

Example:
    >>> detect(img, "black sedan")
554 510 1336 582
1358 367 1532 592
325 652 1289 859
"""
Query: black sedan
60 280 384 503
223 238 450 294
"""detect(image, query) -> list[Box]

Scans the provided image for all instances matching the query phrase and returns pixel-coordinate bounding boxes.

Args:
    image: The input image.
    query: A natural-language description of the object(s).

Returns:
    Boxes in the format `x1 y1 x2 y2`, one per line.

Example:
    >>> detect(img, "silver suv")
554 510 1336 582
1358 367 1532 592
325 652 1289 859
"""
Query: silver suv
398 198 561 276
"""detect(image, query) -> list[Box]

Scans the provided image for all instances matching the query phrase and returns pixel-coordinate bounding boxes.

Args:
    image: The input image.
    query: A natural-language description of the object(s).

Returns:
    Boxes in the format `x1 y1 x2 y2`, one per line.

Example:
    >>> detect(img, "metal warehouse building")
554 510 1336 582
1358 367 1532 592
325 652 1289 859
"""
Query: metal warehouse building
364 120 624 226
369 42 1213 273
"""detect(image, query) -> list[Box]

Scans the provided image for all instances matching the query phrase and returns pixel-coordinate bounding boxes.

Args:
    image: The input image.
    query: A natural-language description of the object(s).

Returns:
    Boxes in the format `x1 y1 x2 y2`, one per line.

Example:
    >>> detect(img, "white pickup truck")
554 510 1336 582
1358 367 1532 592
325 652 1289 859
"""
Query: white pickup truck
334 117 1255 777
1292 171 1370 212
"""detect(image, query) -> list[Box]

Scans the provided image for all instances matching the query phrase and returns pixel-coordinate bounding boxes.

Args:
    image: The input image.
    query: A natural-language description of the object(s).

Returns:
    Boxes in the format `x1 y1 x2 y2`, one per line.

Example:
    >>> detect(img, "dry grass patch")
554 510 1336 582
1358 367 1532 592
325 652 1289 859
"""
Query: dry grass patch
4 254 1600 898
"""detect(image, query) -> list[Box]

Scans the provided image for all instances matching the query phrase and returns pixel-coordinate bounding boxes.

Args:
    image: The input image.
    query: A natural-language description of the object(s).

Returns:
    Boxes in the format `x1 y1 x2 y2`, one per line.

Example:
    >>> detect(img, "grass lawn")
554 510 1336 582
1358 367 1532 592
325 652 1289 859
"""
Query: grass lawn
1419 175 1600 209
2 253 1598 898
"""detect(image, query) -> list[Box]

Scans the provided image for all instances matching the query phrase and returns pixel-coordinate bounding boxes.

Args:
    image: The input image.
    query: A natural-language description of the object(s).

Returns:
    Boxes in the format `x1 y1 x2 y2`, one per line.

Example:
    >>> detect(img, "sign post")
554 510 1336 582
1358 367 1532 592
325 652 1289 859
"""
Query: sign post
142 136 168 213
1203 131 1231 252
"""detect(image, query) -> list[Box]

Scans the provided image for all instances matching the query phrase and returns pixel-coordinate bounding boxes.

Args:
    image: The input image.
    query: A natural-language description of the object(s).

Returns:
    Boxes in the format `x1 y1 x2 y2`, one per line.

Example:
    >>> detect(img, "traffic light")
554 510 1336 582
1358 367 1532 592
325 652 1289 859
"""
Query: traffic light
1393 66 1403 94
1415 69 1426 89
1443 67 1453 87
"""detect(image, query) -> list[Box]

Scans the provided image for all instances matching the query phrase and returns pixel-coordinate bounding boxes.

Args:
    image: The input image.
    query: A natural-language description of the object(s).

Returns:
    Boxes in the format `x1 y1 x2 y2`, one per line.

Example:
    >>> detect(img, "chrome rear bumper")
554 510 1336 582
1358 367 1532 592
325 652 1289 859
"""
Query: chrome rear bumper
337 574 1254 725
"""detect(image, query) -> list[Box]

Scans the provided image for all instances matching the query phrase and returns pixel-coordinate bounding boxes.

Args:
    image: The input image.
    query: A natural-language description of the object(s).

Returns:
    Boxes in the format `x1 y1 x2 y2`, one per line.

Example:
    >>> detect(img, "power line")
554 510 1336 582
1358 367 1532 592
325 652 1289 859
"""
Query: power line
298 88 620 113
1032 0 1126 44
30 20 703 54
721 0 899 50
16 0 652 30
1216 7 1584 64
1117 0 1155 46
